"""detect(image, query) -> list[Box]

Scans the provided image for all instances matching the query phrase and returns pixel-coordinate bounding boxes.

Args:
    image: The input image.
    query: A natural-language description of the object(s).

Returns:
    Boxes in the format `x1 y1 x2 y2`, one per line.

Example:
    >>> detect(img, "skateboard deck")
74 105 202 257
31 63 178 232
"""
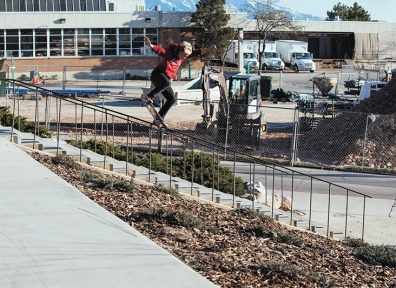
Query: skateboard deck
141 95 167 127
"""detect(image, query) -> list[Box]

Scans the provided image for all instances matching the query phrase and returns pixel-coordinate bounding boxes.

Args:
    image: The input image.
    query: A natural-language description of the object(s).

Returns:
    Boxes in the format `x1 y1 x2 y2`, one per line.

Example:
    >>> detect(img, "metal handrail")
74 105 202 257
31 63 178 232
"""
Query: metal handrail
3 78 373 241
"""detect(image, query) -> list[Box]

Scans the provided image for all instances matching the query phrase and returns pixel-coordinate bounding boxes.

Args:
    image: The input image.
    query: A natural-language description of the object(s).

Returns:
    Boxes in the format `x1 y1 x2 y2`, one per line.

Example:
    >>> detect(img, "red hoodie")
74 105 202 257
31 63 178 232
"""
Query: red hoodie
151 43 202 80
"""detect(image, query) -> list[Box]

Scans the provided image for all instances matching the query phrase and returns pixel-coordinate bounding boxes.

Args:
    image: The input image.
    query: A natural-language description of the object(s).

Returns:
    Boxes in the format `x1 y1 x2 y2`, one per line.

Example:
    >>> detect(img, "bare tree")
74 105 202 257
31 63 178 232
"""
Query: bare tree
243 0 304 74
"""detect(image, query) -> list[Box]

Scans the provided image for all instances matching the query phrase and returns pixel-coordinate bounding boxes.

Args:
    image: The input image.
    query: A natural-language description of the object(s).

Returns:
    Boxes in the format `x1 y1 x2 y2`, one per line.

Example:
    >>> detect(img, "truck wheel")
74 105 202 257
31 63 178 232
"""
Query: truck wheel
310 70 315 73
262 64 267 71
294 65 299 72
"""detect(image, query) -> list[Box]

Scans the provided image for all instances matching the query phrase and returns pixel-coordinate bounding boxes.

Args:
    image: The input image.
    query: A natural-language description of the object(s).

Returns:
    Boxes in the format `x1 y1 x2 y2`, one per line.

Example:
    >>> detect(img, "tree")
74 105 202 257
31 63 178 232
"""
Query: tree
243 0 303 74
326 2 371 21
191 0 235 65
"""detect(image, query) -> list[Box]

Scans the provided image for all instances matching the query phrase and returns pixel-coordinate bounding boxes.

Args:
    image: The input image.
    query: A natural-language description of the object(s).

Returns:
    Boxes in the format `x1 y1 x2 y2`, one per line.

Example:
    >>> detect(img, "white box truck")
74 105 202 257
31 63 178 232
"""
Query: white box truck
225 40 259 69
276 40 316 72
251 41 285 71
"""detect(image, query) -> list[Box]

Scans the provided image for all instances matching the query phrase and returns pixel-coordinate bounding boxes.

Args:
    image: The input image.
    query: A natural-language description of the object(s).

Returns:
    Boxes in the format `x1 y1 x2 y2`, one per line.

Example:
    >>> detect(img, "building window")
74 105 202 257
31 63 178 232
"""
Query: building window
35 29 47 57
2 28 157 58
80 0 86 11
77 28 89 56
60 0 66 11
40 0 46 11
119 28 131 56
145 28 157 55
26 0 32 10
0 30 5 57
63 28 75 56
33 0 39 11
53 0 59 11
93 0 99 11
104 28 116 55
86 0 92 11
91 28 103 56
21 29 33 57
49 29 62 56
19 0 26 11
131 28 144 55
5 29 19 57
66 0 72 10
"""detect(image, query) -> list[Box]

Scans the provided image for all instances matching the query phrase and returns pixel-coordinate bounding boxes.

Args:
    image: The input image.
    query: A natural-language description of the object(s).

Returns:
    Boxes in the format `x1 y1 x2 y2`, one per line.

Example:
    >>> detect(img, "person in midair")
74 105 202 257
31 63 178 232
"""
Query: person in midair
141 36 216 125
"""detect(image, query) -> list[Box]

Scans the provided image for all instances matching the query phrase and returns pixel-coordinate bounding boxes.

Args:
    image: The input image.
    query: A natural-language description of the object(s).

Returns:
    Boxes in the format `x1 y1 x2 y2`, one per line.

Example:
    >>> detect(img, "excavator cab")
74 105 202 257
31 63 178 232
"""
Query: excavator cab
228 74 261 117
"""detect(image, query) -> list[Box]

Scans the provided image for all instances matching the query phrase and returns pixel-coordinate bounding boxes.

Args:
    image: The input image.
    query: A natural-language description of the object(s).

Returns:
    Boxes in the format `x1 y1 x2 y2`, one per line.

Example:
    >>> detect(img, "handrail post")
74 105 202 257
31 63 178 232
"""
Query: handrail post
345 189 349 239
80 103 84 162
327 183 331 237
190 139 195 195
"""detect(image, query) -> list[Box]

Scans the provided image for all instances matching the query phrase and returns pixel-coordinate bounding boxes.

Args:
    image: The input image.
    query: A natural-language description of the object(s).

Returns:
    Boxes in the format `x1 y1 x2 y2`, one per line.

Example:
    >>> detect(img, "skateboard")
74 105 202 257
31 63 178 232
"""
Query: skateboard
141 95 167 127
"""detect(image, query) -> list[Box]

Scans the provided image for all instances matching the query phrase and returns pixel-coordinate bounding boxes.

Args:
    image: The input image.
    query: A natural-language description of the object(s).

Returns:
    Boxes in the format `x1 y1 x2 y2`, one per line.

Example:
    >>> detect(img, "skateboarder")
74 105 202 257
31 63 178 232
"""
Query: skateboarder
141 37 217 125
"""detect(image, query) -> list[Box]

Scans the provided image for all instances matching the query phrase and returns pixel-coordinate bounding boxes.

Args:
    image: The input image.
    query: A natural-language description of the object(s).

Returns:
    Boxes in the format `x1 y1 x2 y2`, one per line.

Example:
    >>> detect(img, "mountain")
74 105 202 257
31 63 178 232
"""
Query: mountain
145 0 325 21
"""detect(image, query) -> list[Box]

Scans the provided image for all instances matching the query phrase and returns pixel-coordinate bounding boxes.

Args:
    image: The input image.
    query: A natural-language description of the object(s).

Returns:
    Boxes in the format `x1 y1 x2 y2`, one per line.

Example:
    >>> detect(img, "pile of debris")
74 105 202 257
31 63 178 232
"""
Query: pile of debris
298 79 396 168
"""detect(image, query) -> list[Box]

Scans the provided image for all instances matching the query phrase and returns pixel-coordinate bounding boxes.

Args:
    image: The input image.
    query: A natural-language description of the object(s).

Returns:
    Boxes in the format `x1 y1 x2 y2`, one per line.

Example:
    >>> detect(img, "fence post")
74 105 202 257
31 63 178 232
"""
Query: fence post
361 114 370 169
290 107 299 167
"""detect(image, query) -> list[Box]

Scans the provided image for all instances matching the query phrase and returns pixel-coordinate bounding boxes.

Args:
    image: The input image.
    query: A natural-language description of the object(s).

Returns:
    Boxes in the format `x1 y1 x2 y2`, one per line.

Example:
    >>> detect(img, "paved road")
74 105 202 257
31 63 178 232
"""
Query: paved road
33 68 347 96
220 161 396 200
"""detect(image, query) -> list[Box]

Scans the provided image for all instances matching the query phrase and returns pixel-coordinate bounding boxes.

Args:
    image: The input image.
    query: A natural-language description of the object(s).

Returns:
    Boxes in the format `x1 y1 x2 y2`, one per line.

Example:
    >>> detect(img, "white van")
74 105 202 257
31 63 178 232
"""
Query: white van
357 81 387 103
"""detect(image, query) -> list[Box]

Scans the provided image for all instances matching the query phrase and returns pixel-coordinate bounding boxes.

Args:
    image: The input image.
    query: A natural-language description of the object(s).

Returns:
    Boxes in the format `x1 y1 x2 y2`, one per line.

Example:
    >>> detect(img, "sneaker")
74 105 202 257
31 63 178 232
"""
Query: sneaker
141 94 153 104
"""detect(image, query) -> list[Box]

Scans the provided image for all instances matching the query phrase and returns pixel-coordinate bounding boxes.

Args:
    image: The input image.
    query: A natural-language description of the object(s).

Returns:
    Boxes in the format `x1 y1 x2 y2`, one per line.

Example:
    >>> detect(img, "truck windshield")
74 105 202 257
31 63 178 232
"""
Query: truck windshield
264 52 279 58
294 53 311 59
243 53 257 59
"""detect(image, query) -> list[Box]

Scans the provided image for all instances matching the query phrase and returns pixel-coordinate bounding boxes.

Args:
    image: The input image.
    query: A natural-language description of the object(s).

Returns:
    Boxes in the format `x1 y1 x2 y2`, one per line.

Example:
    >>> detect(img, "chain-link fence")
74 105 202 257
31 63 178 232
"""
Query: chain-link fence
2 81 396 171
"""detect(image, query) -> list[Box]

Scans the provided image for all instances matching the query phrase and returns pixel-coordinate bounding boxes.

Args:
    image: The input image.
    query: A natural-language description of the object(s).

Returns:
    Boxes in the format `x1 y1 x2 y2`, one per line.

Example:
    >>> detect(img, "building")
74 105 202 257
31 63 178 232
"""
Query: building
0 1 395 79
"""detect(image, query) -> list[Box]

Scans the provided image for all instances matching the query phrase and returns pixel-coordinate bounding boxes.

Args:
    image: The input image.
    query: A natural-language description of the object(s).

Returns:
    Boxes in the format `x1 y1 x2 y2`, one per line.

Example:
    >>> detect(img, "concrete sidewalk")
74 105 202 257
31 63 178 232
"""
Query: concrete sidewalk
0 136 218 288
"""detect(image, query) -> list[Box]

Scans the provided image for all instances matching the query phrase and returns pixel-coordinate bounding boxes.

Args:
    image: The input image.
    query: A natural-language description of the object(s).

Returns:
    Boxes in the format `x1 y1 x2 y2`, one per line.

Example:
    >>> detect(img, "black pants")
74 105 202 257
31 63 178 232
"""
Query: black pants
147 70 176 118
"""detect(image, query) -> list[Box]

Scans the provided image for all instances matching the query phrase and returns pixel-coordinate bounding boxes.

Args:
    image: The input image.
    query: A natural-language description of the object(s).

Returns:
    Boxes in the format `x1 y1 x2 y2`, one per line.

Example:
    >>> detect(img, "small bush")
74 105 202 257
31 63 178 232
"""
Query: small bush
155 184 180 197
68 139 247 197
355 244 396 268
80 171 135 192
234 207 258 218
144 206 204 229
343 237 370 248
277 233 304 247
256 261 336 286
256 261 302 278
52 154 81 170
0 106 52 138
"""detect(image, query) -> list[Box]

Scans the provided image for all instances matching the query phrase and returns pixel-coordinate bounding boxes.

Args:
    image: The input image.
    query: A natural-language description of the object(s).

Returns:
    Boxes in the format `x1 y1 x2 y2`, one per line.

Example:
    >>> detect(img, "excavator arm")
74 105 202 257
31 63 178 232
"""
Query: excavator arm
201 66 228 124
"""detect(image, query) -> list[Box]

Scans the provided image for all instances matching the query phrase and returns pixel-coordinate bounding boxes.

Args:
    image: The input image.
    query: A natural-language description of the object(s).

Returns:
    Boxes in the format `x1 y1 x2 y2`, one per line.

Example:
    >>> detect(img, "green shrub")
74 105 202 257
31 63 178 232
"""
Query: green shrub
144 206 204 229
343 237 370 248
80 171 135 192
256 261 334 285
256 261 302 278
355 244 396 267
0 106 52 138
155 184 180 197
52 154 81 170
172 151 246 196
68 139 247 197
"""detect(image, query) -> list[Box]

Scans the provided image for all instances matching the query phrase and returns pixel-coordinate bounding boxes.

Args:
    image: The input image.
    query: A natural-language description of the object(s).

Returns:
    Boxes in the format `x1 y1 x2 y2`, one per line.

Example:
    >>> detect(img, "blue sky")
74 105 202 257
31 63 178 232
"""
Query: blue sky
279 0 396 23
